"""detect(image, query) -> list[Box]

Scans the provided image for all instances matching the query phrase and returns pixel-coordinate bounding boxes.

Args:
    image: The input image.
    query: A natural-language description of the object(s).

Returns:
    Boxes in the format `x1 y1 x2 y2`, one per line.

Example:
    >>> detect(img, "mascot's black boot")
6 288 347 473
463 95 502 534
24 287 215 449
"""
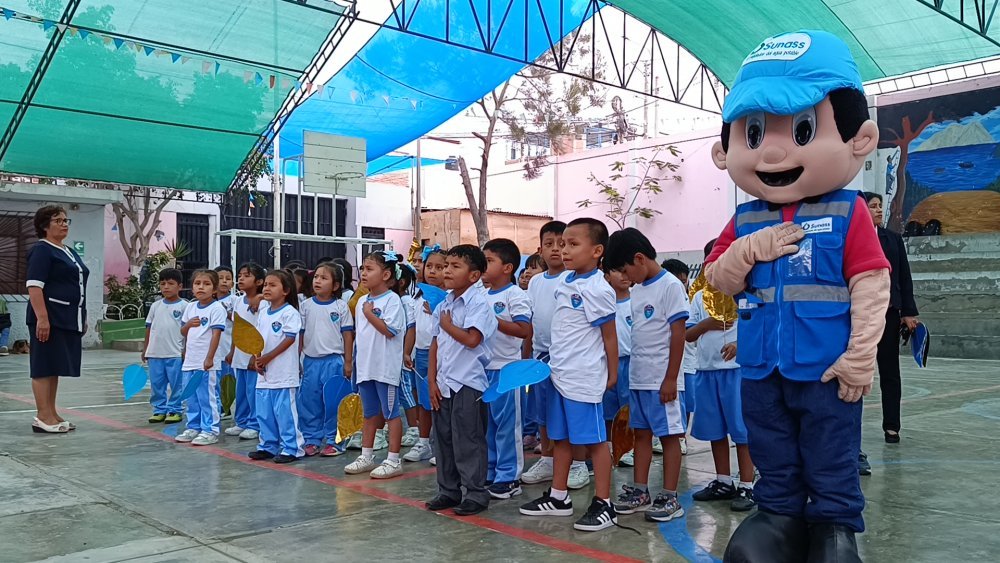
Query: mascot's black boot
806 524 862 563
723 510 810 563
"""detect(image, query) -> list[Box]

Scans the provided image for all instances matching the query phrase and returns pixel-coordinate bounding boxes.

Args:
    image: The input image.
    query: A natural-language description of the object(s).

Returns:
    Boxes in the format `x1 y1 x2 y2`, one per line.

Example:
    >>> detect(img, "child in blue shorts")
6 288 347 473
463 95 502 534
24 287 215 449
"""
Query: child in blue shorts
519 218 620 532
602 268 631 435
662 258 697 454
604 229 689 523
688 241 756 512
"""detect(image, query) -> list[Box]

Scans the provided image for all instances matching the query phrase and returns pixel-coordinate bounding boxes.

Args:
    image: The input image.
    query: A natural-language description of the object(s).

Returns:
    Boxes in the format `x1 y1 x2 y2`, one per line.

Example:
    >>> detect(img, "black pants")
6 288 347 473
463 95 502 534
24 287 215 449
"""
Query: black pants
876 308 902 433
432 385 490 507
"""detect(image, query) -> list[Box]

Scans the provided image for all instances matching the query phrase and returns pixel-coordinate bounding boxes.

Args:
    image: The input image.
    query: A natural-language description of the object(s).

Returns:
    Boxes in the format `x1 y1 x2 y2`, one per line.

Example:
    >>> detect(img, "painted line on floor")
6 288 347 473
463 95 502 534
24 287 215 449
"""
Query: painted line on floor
864 383 1000 410
0 391 642 563
0 401 147 414
658 488 722 563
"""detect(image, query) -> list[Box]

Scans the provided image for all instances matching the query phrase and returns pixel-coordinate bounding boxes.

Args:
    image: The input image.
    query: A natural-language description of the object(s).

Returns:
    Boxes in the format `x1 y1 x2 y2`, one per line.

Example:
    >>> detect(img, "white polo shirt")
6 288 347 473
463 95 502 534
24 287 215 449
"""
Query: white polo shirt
615 297 633 358
254 303 303 389
415 295 434 350
527 271 569 357
181 300 227 372
432 288 497 397
549 269 617 403
485 283 532 370
217 294 235 361
689 290 739 372
144 298 187 358
355 290 406 386
629 270 691 391
300 296 353 357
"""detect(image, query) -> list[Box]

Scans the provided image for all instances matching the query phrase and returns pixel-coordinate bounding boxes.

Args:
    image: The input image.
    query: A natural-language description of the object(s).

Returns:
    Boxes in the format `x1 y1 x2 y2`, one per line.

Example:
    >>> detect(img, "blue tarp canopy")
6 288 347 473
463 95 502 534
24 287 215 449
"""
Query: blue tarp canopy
279 0 592 163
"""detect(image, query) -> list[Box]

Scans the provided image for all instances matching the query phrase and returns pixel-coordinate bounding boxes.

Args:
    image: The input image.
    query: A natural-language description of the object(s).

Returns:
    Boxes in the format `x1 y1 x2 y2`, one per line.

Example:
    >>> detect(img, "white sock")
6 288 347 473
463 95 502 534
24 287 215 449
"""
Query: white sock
362 447 374 458
602 498 611 505
540 456 553 464
572 460 586 470
550 488 569 501
717 474 732 484
388 452 400 462
739 481 754 490
663 489 678 498
418 437 430 446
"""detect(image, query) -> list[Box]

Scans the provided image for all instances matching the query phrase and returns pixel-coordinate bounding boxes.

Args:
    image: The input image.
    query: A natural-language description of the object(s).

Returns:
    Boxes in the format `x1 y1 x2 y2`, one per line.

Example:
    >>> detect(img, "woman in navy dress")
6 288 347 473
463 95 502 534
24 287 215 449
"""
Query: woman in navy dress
26 205 90 434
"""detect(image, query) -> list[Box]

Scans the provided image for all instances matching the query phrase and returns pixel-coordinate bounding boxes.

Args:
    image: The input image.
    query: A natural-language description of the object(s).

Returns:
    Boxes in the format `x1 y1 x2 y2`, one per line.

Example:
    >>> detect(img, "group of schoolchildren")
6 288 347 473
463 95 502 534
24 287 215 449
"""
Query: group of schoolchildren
140 217 757 532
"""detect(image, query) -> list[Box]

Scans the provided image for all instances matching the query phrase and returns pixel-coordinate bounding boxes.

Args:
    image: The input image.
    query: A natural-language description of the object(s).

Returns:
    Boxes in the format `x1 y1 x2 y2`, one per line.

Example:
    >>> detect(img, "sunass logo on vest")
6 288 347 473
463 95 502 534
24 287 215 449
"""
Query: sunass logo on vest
800 217 834 234
743 32 811 65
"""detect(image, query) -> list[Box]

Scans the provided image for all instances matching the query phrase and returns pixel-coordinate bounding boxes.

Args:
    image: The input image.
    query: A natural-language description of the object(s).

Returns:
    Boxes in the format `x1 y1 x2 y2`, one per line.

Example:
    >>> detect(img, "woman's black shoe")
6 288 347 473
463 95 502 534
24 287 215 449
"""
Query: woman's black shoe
426 495 461 511
453 499 488 516
884 431 900 444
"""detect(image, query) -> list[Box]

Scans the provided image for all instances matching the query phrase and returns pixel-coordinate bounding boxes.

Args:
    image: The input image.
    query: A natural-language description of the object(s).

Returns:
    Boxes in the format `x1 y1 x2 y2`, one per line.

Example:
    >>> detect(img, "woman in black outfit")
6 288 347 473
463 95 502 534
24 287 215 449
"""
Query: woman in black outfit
862 192 919 443
26 205 90 434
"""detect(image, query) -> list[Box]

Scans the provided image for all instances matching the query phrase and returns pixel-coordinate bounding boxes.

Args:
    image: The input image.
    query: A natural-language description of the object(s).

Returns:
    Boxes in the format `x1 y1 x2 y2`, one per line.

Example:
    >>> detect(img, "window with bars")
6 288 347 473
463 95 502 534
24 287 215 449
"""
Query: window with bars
0 212 38 294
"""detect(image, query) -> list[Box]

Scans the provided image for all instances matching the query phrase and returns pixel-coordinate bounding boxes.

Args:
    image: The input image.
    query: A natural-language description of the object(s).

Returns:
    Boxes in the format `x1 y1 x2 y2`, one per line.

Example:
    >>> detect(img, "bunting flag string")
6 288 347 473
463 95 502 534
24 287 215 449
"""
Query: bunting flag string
1 4 432 111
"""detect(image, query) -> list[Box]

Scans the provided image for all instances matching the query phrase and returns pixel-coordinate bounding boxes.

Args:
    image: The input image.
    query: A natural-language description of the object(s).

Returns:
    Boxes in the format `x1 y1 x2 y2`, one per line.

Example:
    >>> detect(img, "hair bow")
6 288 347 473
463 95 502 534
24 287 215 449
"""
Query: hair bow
421 244 441 262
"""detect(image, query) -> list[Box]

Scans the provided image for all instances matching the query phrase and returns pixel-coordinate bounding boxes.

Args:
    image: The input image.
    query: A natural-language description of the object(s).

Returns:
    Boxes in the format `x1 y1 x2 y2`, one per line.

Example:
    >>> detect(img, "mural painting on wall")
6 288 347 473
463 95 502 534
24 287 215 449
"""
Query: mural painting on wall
877 84 1000 234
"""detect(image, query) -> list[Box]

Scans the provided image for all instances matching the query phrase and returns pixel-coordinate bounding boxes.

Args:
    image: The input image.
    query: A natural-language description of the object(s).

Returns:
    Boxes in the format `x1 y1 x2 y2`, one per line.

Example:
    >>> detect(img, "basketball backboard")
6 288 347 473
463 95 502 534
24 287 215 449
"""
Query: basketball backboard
303 131 366 198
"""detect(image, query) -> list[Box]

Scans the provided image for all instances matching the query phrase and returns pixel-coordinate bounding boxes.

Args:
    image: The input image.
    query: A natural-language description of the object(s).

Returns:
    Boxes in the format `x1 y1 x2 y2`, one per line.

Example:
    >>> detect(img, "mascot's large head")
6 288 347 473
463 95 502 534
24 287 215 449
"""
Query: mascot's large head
712 30 879 204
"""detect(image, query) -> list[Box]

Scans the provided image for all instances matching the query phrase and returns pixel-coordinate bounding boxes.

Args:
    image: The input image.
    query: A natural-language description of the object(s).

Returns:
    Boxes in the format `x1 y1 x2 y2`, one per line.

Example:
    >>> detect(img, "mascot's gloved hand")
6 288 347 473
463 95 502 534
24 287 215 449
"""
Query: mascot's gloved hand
706 222 805 295
821 268 891 402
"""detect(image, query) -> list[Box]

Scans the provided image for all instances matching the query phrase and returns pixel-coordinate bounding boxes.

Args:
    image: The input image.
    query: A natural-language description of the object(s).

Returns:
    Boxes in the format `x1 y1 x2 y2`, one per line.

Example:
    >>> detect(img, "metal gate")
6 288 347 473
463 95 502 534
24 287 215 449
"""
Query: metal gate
176 213 210 287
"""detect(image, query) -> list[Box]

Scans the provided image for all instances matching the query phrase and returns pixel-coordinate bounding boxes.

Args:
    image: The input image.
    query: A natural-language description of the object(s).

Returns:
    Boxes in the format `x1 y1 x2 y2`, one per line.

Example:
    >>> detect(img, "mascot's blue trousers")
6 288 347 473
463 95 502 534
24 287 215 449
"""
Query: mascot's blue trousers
742 370 865 532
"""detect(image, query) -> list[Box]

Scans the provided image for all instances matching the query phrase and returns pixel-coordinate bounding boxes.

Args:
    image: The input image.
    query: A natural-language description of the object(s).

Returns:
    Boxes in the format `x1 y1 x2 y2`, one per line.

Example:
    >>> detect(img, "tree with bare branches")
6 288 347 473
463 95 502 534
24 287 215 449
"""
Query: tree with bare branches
881 112 935 231
111 187 182 276
577 144 682 229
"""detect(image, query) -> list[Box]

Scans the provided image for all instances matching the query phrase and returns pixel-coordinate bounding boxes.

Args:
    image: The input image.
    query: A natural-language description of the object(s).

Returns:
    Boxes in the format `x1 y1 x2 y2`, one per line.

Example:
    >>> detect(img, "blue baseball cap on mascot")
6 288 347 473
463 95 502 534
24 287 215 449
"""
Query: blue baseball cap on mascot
722 30 864 123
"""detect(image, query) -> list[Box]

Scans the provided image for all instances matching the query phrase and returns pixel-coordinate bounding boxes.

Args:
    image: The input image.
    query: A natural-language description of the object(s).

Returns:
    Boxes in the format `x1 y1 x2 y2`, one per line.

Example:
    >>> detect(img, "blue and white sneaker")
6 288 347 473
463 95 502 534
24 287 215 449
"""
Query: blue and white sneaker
645 492 684 522
488 480 523 499
613 484 652 514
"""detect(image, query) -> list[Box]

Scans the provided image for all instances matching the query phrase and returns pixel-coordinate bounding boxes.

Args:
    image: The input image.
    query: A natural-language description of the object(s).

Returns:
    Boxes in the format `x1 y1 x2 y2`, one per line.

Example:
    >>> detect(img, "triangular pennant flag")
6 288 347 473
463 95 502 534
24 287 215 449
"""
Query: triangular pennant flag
55 23 67 33
143 46 155 56
102 35 112 45
2 9 14 20
269 75 275 88
382 95 391 107
78 29 90 40
66 26 77 36
154 49 167 57
112 37 124 49
202 61 212 74
214 62 220 75
171 53 181 63
281 78 291 90
181 56 190 64
244 71 253 84
133 42 143 53
411 99 418 110
254 72 263 86
349 90 358 103
294 80 302 91
325 85 335 99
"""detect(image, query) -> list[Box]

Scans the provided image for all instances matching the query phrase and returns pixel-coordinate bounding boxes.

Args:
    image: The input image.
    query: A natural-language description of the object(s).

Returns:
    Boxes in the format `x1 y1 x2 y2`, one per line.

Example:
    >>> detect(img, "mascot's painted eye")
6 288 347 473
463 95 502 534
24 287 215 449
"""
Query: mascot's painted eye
793 107 817 146
745 112 765 149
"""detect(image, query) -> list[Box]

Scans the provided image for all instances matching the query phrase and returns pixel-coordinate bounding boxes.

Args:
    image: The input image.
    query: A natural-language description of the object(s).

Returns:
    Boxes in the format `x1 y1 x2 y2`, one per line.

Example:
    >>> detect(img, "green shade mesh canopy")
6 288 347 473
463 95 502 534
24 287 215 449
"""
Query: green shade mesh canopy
0 0 344 192
606 0 1000 88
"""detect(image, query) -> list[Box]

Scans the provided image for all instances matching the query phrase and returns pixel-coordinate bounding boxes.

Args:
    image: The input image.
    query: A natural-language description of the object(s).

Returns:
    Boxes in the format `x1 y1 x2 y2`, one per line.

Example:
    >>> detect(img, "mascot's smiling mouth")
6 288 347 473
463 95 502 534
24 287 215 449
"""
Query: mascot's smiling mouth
756 167 804 187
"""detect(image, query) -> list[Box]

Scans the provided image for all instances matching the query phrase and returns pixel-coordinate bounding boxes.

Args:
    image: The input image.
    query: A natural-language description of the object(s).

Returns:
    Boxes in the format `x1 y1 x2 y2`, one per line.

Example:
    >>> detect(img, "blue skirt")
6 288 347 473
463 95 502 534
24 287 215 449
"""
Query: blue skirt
29 326 82 379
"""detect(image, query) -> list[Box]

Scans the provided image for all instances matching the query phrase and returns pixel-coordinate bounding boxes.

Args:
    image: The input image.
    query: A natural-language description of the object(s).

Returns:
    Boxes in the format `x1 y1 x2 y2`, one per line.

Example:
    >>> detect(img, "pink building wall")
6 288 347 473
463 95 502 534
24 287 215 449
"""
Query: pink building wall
103 206 178 281
553 130 735 254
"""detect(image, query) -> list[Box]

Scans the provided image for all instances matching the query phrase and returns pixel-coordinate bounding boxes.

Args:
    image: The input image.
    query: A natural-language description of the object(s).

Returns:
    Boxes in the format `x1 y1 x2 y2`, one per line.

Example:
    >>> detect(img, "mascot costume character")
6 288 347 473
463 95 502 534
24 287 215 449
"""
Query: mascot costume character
704 31 891 562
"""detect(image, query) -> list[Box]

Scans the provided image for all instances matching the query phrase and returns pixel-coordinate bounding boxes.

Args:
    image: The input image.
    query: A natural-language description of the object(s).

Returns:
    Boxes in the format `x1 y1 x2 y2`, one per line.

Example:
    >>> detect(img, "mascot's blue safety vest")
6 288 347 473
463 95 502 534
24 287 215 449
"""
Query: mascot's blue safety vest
733 189 857 381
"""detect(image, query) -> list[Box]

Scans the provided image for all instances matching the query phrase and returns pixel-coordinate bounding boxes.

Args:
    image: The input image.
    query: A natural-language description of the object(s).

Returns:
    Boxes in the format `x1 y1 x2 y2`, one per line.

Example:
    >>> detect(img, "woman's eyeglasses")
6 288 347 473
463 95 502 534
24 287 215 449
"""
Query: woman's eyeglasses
51 218 72 226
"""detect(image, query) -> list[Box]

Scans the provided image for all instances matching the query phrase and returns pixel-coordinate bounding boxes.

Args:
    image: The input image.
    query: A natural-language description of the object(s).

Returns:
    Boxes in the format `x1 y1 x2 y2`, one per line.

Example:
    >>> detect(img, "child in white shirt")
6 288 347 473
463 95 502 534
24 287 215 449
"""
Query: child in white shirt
142 268 186 424
299 262 354 457
176 270 227 446
247 270 303 464
225 262 265 440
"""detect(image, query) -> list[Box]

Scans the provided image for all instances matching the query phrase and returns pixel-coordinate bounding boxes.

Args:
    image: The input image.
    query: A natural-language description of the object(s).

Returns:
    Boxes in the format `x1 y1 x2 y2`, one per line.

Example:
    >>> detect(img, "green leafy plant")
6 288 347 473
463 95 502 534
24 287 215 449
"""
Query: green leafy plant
577 145 682 229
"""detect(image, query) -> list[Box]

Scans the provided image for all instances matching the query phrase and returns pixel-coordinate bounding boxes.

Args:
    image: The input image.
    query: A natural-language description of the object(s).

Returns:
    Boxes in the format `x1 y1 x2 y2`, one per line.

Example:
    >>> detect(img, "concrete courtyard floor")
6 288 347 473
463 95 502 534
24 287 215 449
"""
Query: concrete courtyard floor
1 350 999 562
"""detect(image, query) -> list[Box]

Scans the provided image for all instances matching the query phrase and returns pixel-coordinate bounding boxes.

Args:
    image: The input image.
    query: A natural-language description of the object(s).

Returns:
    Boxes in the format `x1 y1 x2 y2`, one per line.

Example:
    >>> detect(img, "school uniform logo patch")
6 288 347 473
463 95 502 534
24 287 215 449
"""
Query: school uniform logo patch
626 315 633 327
493 302 506 315
271 321 282 333
199 317 208 326
330 312 341 323
172 310 182 320
571 294 583 308
373 308 383 318
644 305 655 319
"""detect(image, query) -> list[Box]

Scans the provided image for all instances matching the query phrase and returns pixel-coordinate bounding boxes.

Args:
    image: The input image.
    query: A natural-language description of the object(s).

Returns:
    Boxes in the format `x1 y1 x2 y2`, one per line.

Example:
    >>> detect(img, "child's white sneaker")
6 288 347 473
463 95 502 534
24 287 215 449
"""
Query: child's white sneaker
401 427 420 447
403 441 433 462
680 437 688 455
224 426 244 436
239 428 259 440
567 462 590 490
521 457 554 484
175 429 199 443
370 458 403 479
429 456 436 466
192 432 219 446
652 437 663 454
345 455 378 475
618 450 635 467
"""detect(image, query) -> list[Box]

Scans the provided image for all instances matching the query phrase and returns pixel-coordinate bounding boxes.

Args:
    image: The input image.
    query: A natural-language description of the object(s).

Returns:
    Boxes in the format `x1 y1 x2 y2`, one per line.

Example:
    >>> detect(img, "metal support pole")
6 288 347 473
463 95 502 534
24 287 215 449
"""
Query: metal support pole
272 133 283 269
414 139 422 242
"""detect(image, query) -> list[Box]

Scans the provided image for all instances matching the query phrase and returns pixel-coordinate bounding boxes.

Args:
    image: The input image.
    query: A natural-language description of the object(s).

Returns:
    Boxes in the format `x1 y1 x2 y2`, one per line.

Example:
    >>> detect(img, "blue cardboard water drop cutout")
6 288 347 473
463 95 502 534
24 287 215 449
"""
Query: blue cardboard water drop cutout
122 364 148 400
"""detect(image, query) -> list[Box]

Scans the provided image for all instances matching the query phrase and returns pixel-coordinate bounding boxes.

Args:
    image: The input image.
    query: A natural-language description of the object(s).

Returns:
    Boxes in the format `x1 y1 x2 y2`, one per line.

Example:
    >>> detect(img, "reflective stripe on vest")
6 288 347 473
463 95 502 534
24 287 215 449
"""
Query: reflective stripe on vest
735 208 782 230
747 285 848 303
